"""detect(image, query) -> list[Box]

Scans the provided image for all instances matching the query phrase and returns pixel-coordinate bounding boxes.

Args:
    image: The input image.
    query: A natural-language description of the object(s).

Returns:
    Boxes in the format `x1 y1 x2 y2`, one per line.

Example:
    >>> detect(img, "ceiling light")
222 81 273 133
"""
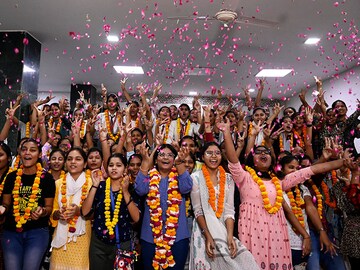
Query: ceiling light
23 65 36 73
304 37 320 45
107 35 119 42
185 67 215 76
255 69 292 78
113 66 144 74
189 91 197 96
248 88 255 93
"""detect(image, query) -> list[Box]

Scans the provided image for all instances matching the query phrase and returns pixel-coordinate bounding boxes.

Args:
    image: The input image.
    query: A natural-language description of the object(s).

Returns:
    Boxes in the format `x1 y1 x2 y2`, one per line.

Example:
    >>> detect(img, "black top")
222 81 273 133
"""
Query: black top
3 170 55 231
92 182 141 245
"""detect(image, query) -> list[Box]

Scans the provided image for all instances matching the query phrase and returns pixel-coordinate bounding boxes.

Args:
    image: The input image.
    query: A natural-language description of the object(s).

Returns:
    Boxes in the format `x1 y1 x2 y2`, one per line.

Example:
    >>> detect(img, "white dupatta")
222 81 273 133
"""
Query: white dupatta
51 172 87 250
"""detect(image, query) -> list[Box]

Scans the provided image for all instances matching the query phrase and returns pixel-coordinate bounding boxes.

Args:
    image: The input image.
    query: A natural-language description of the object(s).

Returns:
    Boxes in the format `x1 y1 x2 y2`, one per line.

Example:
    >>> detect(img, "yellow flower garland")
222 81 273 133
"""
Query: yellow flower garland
176 118 191 138
246 166 283 214
13 163 43 232
286 186 305 229
60 170 91 233
104 177 123 237
49 117 62 132
104 110 121 142
25 121 31 138
79 120 86 139
147 167 181 270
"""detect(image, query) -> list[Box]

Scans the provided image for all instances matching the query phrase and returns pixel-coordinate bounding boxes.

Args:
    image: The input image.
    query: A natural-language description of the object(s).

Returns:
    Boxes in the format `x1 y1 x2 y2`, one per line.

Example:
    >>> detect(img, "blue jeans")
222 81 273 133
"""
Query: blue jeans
141 238 189 270
306 229 346 270
1 228 49 270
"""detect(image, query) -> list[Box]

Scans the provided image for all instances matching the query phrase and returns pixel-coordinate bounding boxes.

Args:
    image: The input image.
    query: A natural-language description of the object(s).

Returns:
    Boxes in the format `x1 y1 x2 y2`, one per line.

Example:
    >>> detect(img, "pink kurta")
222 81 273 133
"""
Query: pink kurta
228 161 314 269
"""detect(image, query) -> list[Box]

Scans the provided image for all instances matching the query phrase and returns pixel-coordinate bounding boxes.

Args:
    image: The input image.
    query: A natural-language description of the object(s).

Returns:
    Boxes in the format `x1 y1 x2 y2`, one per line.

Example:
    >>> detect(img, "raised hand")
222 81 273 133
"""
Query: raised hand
120 77 128 90
175 147 190 165
250 120 266 136
101 83 107 97
91 169 103 187
305 107 314 124
137 83 145 96
216 117 231 132
272 103 285 116
121 175 130 193
270 126 285 141
5 102 20 121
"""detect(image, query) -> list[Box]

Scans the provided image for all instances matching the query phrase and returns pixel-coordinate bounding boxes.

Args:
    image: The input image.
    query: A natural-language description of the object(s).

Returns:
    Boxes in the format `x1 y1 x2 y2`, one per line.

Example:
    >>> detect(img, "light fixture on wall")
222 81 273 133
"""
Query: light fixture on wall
189 91 198 95
113 66 144 74
304 37 320 45
255 69 292 77
248 88 255 93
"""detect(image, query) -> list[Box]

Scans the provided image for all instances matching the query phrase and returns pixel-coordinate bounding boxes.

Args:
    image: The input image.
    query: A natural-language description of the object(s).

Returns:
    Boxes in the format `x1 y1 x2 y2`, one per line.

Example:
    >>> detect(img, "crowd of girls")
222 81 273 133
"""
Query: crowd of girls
0 76 358 270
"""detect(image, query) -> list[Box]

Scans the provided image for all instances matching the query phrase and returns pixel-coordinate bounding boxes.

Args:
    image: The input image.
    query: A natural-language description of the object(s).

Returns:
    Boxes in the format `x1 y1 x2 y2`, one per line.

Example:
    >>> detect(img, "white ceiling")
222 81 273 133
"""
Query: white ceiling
0 0 359 100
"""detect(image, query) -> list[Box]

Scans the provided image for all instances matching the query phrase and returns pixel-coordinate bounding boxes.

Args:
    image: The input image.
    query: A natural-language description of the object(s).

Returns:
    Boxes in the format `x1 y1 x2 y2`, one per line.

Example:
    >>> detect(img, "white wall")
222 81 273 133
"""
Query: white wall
285 66 360 152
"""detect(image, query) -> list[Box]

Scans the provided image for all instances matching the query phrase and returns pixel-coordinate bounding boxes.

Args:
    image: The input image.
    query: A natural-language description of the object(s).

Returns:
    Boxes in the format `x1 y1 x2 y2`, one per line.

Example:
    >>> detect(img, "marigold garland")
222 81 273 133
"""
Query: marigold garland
176 118 191 139
308 180 323 220
0 164 19 198
286 186 305 230
13 155 20 170
60 170 90 233
79 120 86 139
279 133 294 152
292 126 306 148
104 177 123 237
147 167 181 270
25 121 31 138
12 163 43 232
49 117 62 132
248 122 265 146
321 171 338 209
104 110 121 142
49 170 66 181
202 165 226 218
245 166 283 214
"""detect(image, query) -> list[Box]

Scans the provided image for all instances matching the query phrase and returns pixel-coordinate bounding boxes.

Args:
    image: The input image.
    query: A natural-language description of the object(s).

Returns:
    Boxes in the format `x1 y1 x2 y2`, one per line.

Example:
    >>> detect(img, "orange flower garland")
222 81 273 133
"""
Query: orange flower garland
147 167 181 270
321 170 338 209
309 180 323 220
177 118 191 138
0 164 19 197
286 186 305 229
49 118 62 132
60 170 91 233
292 126 306 148
246 166 283 214
13 163 43 232
104 110 121 142
279 133 294 152
202 165 226 218
13 155 20 170
185 196 191 217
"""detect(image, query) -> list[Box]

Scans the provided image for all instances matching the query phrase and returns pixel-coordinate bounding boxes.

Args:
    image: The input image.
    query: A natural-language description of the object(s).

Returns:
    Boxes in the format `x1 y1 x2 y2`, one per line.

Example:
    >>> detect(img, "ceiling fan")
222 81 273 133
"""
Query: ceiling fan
167 8 279 28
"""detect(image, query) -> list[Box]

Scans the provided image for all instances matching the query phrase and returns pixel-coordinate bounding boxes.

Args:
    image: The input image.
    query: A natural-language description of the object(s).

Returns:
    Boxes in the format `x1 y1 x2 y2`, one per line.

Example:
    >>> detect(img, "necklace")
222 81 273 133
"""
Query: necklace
104 177 123 237
104 110 121 142
13 163 43 232
147 167 181 270
246 166 283 214
202 165 226 218
60 170 91 233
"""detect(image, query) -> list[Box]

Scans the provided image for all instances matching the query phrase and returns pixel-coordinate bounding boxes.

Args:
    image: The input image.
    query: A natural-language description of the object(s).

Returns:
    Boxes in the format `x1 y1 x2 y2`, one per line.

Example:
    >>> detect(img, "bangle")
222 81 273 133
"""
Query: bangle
91 185 98 189
100 138 107 143
204 121 210 124
306 123 312 127
319 228 325 233
140 166 148 172
303 236 310 239
126 198 133 207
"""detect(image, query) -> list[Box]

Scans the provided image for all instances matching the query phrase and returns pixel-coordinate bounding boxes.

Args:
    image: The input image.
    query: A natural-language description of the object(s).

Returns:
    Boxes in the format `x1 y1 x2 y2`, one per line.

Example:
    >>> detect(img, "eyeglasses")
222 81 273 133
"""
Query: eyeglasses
158 152 175 159
254 148 271 155
204 150 222 157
